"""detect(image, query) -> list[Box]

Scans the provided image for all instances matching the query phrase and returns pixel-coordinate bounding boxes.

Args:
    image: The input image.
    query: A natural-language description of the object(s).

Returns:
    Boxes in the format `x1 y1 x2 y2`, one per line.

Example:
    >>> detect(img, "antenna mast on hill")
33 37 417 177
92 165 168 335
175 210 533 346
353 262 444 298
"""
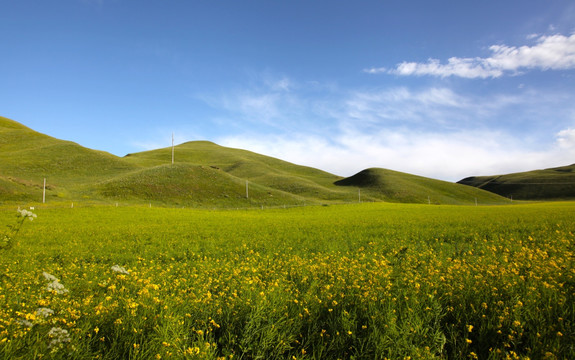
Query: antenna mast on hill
171 132 174 165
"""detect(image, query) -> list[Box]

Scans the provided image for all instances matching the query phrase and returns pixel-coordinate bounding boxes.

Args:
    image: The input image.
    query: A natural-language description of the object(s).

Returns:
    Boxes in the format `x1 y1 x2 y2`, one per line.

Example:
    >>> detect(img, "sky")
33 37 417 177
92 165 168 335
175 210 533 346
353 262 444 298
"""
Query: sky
2 0 575 181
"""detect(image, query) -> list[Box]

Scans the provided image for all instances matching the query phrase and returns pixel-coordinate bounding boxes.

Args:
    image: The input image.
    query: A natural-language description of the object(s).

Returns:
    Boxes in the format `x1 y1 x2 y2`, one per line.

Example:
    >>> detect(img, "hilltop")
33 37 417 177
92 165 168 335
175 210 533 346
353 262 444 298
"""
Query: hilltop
335 168 506 204
1 116 510 206
457 164 575 200
121 141 354 203
118 141 509 205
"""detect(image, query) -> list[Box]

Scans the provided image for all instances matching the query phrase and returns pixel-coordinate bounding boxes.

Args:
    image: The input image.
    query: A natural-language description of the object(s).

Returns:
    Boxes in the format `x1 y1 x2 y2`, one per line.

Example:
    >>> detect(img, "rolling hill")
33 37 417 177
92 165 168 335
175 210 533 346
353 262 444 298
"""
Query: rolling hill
93 163 309 207
0 116 140 202
1 116 512 206
457 164 575 200
122 141 354 203
335 168 507 204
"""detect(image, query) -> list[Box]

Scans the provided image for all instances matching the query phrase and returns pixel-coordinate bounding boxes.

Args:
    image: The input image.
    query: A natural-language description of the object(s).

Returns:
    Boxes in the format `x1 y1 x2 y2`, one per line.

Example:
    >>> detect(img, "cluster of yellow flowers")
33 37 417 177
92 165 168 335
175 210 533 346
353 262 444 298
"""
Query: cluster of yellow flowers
0 204 573 359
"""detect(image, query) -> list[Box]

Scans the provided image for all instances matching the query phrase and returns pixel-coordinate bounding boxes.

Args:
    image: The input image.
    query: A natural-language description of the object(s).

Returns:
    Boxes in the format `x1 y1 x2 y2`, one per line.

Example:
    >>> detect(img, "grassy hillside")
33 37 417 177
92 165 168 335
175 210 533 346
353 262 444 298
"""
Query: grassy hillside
125 142 511 205
335 168 510 205
458 164 575 200
123 141 356 203
2 116 510 206
93 163 307 207
0 175 43 202
0 117 140 191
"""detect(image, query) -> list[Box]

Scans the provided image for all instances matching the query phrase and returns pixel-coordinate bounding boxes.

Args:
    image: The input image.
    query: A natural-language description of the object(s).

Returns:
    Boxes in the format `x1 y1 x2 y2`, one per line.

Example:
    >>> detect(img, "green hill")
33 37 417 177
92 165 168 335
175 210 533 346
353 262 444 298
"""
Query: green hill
1 116 511 206
92 163 308 207
123 141 354 203
457 164 575 200
0 175 43 202
0 116 137 181
0 116 140 202
335 168 509 205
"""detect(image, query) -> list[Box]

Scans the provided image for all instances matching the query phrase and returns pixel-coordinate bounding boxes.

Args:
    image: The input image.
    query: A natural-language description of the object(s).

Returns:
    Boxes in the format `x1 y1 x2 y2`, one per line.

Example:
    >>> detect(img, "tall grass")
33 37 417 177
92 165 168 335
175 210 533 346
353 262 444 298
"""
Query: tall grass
0 202 573 359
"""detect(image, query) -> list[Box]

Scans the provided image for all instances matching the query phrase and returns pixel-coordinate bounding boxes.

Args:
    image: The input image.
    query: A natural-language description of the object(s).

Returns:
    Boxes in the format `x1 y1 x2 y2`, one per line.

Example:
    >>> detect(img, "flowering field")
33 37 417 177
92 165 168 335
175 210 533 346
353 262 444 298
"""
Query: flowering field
0 202 574 359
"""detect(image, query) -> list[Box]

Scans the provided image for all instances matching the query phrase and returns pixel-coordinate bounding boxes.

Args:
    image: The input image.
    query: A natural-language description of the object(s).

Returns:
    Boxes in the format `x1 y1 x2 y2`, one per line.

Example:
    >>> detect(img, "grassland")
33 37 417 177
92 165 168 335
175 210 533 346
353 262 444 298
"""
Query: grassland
1 202 573 359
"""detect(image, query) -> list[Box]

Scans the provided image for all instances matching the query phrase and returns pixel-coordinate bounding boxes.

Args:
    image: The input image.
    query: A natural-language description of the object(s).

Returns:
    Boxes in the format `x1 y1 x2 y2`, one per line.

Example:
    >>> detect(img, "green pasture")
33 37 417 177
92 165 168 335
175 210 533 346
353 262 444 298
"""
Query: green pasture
1 202 574 359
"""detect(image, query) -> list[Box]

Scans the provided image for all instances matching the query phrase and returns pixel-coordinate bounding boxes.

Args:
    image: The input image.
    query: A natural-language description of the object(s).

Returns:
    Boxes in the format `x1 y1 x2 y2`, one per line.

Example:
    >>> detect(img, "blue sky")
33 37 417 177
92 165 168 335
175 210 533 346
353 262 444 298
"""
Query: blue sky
2 0 575 181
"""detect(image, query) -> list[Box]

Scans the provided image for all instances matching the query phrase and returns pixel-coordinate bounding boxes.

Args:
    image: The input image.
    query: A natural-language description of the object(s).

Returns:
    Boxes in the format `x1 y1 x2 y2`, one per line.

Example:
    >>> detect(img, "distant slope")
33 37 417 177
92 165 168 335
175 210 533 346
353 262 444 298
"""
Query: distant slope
93 163 307 207
0 115 140 201
0 175 43 202
335 168 509 205
457 164 575 200
0 116 139 183
123 141 354 203
1 116 512 206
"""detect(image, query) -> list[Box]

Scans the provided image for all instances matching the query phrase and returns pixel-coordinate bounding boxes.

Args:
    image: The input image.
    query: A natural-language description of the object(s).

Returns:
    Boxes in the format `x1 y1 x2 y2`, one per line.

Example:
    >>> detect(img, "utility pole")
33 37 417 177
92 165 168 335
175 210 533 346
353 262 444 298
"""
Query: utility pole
43 178 46 203
246 180 249 199
171 132 174 165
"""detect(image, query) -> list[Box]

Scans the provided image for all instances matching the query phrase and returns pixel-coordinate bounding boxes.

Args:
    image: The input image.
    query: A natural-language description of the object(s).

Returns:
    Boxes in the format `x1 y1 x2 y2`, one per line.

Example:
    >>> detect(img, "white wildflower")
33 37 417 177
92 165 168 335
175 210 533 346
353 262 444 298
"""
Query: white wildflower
43 272 58 282
36 307 54 317
47 280 69 294
111 264 130 275
48 327 71 348
17 208 37 221
43 272 69 294
17 319 34 328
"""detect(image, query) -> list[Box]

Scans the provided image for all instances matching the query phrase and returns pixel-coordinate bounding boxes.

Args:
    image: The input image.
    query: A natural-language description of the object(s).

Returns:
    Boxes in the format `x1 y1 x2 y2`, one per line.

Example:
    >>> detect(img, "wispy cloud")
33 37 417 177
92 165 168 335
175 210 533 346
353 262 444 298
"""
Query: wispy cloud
218 126 575 181
198 75 326 134
341 87 531 134
344 87 470 128
557 128 575 149
196 71 575 181
264 76 293 92
365 33 575 78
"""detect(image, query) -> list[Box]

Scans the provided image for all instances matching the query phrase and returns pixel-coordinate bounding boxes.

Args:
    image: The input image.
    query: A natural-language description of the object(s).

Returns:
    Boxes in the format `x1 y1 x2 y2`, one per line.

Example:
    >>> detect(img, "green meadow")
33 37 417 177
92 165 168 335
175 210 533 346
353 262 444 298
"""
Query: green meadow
1 202 573 359
1 116 574 359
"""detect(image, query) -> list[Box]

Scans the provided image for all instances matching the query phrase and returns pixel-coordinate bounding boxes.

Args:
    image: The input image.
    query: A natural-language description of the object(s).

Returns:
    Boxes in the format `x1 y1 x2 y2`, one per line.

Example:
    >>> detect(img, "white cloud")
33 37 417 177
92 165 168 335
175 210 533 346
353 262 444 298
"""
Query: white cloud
199 75 308 131
365 33 575 78
265 77 293 92
218 130 575 181
217 127 575 182
195 71 575 181
235 93 282 122
363 67 387 74
342 87 523 130
557 128 575 149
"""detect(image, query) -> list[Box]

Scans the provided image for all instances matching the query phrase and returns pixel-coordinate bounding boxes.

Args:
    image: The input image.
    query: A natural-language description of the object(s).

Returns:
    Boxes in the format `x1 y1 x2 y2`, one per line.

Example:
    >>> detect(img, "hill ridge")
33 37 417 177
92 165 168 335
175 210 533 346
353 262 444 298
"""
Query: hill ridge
0 116 515 205
457 164 575 200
